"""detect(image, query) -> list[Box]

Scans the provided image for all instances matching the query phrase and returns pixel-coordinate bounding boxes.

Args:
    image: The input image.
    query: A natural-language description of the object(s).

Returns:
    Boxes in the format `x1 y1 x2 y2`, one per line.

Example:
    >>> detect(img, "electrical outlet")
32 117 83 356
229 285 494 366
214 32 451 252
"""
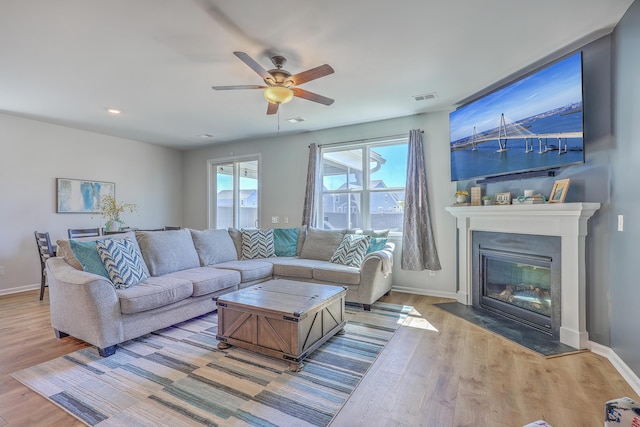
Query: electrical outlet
618 214 624 232
272 216 279 224
0 266 4 276
284 216 289 224
429 270 436 276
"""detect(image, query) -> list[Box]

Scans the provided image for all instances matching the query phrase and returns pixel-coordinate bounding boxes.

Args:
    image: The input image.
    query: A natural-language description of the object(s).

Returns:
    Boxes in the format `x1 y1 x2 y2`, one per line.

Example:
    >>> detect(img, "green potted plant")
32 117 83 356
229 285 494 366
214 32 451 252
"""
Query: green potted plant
98 195 138 232
482 195 493 206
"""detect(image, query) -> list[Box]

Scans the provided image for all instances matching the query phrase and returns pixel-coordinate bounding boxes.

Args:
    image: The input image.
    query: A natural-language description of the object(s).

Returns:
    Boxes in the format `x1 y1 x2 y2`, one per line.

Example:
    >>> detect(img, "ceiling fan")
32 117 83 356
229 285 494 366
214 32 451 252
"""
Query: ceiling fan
212 51 335 115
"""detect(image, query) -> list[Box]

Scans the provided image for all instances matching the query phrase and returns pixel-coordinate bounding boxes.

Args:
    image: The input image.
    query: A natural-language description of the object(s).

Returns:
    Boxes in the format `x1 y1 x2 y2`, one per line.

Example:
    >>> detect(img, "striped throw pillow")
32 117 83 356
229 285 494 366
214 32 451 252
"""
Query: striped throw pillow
330 234 370 268
241 228 276 260
96 238 148 289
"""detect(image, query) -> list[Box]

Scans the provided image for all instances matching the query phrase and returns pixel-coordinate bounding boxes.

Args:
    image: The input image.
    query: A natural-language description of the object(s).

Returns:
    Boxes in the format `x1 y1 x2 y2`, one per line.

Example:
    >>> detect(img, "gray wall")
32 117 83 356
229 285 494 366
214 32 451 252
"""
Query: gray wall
455 35 615 346
0 113 183 294
610 0 640 375
183 113 459 299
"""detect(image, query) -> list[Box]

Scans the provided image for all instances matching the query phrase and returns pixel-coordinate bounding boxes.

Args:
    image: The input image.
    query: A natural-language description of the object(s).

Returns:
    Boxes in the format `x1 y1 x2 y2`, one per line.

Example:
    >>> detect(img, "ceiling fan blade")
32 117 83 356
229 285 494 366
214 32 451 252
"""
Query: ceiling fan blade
233 51 272 81
266 102 279 115
212 85 266 90
292 88 334 106
289 64 334 86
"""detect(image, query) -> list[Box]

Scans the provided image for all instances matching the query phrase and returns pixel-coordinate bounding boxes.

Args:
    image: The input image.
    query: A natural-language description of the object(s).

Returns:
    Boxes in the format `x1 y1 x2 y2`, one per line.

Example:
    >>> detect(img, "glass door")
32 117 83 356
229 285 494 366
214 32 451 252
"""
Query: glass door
211 157 260 229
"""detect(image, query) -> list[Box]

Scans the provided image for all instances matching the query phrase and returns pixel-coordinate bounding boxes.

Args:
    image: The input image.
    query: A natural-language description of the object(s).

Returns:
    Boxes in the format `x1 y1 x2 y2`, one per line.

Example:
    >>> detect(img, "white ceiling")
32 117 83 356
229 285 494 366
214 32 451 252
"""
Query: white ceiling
0 0 633 150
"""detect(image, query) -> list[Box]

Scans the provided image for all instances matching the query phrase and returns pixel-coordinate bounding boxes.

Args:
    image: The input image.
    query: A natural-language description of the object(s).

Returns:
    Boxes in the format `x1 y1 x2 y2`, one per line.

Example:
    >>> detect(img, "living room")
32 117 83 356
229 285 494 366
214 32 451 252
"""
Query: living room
2 1 640 425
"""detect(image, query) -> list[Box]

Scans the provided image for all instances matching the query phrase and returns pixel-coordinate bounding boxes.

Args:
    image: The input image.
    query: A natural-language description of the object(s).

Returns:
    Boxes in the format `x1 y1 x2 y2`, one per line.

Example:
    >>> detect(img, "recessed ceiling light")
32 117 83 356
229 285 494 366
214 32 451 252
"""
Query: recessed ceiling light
199 133 214 138
105 108 122 115
412 93 437 102
286 117 304 123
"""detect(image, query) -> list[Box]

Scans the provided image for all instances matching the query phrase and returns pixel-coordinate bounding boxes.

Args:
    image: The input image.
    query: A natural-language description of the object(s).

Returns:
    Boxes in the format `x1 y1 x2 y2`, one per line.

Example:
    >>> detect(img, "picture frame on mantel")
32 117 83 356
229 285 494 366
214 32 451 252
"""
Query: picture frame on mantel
56 178 115 213
549 178 571 203
495 192 511 205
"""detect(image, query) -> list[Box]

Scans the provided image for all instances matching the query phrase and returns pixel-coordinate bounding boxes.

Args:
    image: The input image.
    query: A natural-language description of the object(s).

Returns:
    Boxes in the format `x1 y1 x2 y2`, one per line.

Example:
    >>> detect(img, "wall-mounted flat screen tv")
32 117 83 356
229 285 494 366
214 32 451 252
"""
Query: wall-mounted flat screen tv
450 52 584 181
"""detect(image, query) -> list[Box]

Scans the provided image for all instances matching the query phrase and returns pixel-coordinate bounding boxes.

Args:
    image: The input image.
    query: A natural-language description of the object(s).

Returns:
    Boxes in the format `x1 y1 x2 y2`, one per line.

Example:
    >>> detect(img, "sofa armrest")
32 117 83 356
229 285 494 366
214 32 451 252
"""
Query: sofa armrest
46 257 124 349
358 242 395 304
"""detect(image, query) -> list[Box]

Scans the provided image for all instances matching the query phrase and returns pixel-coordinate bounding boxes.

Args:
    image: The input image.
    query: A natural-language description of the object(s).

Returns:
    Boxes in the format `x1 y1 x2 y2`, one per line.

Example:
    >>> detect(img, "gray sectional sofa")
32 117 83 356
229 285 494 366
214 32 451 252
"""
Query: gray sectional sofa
47 227 394 356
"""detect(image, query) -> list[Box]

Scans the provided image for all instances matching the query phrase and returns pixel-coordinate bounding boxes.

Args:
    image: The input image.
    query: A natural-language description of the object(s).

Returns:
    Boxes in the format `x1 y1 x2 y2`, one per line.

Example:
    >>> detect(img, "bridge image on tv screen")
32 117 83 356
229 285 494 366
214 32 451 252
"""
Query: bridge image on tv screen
449 52 584 181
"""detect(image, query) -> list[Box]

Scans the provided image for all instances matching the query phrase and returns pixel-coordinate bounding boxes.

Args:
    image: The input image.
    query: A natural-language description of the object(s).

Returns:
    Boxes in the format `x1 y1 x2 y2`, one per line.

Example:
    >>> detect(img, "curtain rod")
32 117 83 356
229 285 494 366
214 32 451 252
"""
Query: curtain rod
314 131 422 148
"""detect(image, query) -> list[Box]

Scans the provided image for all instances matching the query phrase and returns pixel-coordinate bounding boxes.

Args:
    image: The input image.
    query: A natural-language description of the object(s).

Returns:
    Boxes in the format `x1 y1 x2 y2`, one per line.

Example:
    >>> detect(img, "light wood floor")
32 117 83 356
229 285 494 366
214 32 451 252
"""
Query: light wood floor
0 291 637 427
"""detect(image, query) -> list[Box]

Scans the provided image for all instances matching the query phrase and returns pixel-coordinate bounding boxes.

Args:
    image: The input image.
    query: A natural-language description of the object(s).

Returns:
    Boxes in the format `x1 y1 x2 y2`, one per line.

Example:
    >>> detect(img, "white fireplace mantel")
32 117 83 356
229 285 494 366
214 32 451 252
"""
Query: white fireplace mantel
445 202 600 349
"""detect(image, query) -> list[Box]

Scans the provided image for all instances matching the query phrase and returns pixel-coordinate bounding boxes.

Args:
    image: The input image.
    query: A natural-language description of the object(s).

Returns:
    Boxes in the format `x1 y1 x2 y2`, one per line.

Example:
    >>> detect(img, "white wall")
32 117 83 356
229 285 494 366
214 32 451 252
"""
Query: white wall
183 112 458 298
0 113 183 294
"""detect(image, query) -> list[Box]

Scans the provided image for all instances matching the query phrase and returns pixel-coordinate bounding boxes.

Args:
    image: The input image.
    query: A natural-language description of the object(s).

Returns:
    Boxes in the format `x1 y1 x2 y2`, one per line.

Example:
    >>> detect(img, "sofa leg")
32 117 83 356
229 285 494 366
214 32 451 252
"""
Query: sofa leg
384 290 391 297
54 329 69 339
363 304 372 311
98 345 117 357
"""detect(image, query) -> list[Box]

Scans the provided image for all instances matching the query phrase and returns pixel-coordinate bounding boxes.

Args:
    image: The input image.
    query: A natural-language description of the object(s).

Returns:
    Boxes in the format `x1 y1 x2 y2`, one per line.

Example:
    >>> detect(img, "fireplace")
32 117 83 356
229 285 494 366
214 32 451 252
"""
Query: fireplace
472 232 561 337
445 203 600 349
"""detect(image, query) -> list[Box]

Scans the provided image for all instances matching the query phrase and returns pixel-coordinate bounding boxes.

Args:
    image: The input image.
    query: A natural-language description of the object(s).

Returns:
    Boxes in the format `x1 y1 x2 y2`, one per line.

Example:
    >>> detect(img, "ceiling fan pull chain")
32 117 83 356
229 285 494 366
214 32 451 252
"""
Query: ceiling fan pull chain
277 107 280 135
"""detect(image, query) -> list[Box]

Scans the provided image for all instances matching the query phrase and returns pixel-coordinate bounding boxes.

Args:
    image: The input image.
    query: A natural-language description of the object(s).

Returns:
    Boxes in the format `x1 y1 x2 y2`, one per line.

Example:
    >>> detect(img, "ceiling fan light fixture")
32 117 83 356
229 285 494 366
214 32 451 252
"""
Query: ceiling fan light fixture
264 86 294 104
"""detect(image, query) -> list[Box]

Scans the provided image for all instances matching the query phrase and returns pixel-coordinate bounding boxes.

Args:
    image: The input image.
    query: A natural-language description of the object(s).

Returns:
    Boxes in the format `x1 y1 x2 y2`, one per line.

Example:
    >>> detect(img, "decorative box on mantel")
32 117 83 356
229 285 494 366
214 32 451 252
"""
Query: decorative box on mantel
445 203 600 350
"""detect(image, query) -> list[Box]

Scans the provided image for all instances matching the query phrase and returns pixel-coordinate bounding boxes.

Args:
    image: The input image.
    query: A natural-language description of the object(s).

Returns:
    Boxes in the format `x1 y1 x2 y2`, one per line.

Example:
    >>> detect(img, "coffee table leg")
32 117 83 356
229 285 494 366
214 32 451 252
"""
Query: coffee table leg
217 342 231 350
289 361 304 372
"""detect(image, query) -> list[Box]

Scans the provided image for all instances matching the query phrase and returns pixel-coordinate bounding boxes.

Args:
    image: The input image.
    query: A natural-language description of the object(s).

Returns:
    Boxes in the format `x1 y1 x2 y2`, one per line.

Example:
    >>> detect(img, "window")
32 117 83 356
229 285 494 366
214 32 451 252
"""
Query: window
320 139 408 232
208 155 260 229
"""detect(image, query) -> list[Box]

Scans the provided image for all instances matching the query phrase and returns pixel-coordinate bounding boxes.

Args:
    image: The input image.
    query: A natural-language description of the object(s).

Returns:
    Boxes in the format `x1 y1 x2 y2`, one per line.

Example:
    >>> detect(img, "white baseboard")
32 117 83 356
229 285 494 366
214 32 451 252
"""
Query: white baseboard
589 341 640 396
391 286 458 300
0 283 40 296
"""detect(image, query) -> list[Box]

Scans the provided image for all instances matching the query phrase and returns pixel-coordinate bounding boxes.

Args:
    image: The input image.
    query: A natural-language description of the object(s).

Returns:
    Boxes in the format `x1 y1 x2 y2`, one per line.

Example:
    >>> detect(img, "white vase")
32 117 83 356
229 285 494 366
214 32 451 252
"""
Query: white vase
456 195 467 203
106 221 120 232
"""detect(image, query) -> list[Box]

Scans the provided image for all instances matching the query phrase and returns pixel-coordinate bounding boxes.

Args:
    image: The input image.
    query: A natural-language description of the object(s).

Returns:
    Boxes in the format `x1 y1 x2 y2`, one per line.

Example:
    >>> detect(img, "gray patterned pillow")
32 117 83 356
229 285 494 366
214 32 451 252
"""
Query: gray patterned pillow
96 238 148 288
330 234 370 268
241 228 276 260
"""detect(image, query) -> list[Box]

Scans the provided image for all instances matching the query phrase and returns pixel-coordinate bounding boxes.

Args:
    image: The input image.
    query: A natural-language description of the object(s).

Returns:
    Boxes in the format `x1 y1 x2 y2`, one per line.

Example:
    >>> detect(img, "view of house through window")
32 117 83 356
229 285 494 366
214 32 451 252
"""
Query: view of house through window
211 158 259 229
320 139 408 232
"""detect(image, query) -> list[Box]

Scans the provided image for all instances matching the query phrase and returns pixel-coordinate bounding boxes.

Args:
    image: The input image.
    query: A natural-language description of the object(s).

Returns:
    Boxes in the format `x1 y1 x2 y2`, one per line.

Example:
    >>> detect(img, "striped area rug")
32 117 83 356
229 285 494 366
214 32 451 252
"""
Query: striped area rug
11 302 411 426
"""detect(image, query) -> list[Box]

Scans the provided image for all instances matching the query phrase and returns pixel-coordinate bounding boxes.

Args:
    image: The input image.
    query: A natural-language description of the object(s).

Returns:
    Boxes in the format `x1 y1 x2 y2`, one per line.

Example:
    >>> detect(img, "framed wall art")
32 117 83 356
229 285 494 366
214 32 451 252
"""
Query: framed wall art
549 178 571 203
495 192 512 205
56 178 115 213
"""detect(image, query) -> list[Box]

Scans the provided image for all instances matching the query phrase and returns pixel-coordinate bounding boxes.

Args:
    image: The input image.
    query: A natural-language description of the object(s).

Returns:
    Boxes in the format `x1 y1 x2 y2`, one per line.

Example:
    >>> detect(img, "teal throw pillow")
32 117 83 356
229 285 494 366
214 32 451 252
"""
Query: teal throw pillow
273 228 299 257
69 239 109 278
96 238 148 289
366 237 388 254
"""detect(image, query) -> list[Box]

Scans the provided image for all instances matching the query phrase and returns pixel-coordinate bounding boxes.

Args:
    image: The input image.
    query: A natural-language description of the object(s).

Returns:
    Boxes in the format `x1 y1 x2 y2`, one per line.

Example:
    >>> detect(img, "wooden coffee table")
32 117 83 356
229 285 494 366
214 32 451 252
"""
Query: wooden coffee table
214 279 347 371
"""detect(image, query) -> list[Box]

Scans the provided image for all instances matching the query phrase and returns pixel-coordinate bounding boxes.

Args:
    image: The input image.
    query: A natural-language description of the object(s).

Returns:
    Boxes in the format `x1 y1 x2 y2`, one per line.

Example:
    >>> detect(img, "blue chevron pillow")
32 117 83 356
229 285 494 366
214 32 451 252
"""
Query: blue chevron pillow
241 228 276 260
96 238 148 289
330 234 370 268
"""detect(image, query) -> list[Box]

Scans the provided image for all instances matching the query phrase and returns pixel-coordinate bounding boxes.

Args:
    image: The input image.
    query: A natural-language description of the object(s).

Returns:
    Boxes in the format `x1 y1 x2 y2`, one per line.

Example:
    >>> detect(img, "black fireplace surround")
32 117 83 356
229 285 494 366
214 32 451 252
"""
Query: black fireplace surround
472 231 562 338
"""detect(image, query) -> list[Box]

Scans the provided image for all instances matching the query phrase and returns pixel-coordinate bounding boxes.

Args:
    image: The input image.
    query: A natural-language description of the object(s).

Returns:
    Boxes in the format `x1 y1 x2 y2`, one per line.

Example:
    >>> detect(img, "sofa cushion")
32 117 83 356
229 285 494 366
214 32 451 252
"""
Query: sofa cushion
213 260 273 283
96 238 149 289
69 239 109 278
163 267 240 297
190 229 238 266
313 264 361 285
228 227 243 259
299 228 345 261
117 276 193 314
241 228 276 260
136 229 200 276
271 258 331 279
273 228 299 257
330 234 370 268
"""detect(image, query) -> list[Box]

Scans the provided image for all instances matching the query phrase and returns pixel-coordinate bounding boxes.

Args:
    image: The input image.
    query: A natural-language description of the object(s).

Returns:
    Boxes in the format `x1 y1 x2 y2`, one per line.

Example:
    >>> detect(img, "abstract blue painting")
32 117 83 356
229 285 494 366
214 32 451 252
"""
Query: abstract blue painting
57 178 115 213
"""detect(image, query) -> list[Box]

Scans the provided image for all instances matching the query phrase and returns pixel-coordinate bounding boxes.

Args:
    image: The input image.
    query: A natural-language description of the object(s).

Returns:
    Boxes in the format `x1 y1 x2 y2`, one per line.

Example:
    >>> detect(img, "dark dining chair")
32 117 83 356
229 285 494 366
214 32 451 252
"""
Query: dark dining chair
34 231 55 300
68 228 101 239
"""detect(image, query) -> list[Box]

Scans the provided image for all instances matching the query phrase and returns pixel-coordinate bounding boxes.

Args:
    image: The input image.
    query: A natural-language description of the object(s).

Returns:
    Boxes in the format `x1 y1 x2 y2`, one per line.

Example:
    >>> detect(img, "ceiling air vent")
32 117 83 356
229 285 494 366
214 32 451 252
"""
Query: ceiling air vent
413 92 437 102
